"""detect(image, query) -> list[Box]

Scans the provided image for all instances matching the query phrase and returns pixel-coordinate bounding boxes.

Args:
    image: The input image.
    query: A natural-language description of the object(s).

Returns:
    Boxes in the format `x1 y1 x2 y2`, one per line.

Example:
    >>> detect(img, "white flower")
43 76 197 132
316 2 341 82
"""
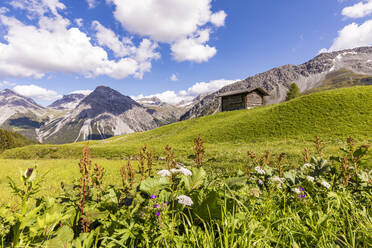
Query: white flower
258 179 264 185
321 181 331 189
271 176 285 184
255 166 265 175
292 188 301 194
157 169 171 177
306 176 314 182
303 163 312 168
170 166 192 176
177 195 194 206
178 166 192 176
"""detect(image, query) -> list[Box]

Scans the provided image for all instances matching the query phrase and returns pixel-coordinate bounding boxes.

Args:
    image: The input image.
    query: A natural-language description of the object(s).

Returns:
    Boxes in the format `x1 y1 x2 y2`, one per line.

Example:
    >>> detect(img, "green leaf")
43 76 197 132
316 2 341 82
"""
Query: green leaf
45 225 74 248
140 176 169 195
284 171 296 185
183 167 207 191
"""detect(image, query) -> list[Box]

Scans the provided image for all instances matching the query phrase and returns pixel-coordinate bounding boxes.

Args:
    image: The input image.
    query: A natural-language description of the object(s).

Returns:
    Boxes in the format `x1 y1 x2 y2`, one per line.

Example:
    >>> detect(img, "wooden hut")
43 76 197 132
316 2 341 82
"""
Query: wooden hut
218 87 269 112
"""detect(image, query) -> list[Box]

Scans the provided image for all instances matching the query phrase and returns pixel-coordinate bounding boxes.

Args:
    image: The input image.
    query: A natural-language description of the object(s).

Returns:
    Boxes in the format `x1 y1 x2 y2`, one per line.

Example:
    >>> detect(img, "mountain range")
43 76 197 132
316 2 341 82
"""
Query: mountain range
0 46 371 144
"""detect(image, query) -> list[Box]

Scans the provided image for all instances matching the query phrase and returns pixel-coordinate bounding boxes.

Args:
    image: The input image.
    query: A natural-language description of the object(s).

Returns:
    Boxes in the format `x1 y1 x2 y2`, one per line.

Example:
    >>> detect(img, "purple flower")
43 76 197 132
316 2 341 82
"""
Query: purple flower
154 204 159 208
298 194 307 199
300 187 305 191
26 168 34 177
150 195 157 199
156 212 161 217
165 202 169 206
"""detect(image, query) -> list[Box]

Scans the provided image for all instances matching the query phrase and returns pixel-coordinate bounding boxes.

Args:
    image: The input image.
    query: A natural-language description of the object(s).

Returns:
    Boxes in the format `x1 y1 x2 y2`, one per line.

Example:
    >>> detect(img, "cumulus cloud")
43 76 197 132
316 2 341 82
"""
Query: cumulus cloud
107 0 226 62
75 18 83 27
170 74 178 81
133 79 239 105
171 29 217 63
0 7 9 14
86 0 97 8
210 11 227 27
342 0 372 18
70 89 93 95
0 0 160 80
323 20 372 52
13 84 62 101
320 1 372 52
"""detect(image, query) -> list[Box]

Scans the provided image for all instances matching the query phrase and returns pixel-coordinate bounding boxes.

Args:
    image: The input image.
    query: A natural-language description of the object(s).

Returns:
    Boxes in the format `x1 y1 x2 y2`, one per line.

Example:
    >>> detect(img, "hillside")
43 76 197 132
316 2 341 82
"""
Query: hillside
181 46 372 120
303 68 372 94
0 128 35 152
2 86 371 160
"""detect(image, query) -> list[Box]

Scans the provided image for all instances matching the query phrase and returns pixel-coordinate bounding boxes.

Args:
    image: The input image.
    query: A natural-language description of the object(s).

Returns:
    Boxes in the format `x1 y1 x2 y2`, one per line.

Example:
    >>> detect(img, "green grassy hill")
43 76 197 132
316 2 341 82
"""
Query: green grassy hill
0 128 35 153
1 86 371 165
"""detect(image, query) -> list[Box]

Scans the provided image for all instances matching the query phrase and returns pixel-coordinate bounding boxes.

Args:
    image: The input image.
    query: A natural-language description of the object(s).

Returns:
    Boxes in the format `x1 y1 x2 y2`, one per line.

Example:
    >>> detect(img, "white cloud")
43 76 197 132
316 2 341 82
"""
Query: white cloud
0 7 9 14
133 79 239 105
171 29 217 63
75 18 83 27
324 20 372 52
86 0 97 8
0 0 159 80
92 20 136 58
70 89 93 95
107 0 226 62
342 0 372 18
13 84 62 101
0 80 16 88
170 74 178 81
210 11 227 27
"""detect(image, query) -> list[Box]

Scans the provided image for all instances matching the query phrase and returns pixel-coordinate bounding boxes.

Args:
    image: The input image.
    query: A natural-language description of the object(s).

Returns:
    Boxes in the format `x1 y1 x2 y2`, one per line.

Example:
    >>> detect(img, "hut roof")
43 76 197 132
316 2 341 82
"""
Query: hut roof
218 87 269 97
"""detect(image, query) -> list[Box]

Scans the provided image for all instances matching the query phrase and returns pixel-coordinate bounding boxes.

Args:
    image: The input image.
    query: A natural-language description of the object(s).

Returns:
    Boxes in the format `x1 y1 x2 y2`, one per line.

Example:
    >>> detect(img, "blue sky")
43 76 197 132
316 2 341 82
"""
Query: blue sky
0 0 371 105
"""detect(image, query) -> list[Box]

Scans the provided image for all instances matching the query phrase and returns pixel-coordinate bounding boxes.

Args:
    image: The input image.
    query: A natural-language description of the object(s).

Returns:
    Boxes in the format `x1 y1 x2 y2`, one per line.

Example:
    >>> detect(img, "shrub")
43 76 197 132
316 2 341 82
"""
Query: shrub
286 82 301 101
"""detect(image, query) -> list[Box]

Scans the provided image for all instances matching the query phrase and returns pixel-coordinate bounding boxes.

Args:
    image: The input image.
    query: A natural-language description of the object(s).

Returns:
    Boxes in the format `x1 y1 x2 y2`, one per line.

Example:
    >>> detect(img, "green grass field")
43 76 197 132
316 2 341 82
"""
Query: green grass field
1 86 370 163
0 86 371 247
0 86 371 205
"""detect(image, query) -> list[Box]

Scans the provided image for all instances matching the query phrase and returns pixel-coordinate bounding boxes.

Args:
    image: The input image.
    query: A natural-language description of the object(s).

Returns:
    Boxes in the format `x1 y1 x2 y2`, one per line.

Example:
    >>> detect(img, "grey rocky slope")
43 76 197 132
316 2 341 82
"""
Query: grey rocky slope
37 86 161 144
137 96 186 123
181 46 372 120
0 89 51 140
48 93 86 110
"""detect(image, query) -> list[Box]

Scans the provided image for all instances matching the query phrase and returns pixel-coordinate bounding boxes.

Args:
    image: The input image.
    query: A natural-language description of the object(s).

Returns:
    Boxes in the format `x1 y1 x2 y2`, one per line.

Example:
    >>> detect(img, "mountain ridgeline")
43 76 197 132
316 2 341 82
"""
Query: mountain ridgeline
0 46 371 144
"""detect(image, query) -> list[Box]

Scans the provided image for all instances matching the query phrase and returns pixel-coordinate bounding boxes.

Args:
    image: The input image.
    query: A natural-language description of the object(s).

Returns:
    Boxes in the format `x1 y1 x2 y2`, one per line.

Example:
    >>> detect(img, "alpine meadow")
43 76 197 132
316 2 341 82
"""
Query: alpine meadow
0 0 371 248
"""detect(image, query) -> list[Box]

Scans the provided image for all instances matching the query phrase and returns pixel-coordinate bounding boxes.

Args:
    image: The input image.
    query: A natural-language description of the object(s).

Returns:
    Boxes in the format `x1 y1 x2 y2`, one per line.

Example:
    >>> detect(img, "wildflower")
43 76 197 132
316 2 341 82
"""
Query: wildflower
271 176 285 183
303 163 312 168
177 195 194 206
157 169 171 177
25 168 34 177
292 188 301 194
300 187 305 191
154 204 159 208
321 181 331 189
165 202 169 206
150 195 157 199
306 176 314 182
156 212 161 217
255 166 265 175
258 179 264 185
298 194 307 199
179 167 192 176
170 166 192 176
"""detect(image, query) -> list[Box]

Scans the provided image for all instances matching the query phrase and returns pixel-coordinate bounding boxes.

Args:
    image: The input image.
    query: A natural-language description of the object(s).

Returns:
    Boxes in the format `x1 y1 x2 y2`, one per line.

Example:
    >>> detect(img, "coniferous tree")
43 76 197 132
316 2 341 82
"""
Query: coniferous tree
286 83 300 101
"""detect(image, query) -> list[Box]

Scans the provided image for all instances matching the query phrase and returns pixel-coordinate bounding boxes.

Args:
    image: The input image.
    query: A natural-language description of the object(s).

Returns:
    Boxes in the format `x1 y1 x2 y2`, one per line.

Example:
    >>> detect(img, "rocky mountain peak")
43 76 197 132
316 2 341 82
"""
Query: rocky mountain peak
0 88 43 109
77 86 141 118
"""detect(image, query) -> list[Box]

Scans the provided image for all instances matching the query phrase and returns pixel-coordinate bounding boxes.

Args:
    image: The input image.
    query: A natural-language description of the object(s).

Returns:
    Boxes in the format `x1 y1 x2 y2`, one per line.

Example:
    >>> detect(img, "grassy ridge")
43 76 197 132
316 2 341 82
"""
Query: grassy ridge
0 128 35 153
1 86 371 163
